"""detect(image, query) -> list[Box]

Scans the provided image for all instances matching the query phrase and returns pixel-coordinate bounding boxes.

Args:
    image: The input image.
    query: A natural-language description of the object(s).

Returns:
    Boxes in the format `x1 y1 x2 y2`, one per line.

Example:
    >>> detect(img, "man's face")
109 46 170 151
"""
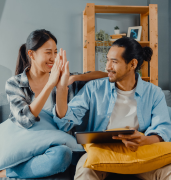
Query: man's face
106 46 131 83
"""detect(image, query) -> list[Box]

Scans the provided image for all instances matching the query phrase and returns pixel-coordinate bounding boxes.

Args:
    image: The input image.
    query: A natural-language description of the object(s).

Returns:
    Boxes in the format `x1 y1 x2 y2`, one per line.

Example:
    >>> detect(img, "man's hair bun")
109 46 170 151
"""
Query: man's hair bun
143 46 153 62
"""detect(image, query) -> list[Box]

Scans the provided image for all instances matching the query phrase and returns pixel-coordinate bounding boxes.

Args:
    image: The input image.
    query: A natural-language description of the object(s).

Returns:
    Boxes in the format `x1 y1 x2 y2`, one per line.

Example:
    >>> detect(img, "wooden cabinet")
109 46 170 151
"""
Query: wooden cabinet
83 3 158 86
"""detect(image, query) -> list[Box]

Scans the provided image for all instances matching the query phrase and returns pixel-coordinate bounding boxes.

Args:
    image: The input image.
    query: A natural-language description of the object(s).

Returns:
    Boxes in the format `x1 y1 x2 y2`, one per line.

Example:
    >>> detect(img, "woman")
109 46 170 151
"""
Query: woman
0 29 107 178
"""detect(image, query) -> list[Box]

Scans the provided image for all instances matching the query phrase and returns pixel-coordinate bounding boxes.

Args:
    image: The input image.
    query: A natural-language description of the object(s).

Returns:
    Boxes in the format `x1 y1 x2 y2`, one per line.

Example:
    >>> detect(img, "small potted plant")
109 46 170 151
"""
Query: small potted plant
114 26 120 34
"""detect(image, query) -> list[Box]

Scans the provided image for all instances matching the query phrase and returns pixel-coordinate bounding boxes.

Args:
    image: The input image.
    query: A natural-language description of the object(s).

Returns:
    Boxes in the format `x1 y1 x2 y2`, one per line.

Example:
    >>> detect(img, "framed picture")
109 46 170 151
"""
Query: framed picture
127 26 142 41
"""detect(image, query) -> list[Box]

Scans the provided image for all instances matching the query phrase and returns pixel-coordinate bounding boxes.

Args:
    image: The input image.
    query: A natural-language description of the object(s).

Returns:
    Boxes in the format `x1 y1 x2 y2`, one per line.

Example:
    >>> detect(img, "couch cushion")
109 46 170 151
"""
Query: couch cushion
83 140 171 174
0 92 8 106
0 104 10 123
0 92 10 123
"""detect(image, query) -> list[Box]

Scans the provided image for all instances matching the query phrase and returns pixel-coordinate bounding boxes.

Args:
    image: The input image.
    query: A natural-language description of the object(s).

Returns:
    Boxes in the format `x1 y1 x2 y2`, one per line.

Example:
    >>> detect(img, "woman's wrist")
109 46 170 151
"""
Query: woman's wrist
45 82 55 91
56 86 68 92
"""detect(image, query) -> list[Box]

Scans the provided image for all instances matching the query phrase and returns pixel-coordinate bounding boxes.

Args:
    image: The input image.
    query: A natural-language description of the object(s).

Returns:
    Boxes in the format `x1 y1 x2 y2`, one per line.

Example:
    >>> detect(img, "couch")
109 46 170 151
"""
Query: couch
1 90 171 180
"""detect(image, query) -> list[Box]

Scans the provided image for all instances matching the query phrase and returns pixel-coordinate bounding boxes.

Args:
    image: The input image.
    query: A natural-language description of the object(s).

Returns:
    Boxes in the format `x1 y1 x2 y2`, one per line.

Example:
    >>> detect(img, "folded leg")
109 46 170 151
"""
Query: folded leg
6 145 72 178
135 164 171 180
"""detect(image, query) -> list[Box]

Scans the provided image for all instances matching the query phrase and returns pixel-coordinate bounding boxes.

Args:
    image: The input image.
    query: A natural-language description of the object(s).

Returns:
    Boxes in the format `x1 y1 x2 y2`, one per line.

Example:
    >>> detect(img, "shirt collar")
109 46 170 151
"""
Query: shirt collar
135 73 143 97
109 79 116 92
19 66 30 87
109 72 143 97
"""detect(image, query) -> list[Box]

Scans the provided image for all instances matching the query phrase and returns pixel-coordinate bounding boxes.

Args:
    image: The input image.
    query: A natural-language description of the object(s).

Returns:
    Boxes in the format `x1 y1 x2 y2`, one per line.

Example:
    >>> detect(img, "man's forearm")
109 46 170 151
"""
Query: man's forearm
74 71 108 81
144 135 163 145
56 86 68 118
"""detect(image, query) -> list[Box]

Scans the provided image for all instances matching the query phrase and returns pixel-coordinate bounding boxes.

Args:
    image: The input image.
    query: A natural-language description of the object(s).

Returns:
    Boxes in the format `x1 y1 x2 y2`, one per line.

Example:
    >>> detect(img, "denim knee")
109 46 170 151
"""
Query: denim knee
6 145 72 178
46 145 72 174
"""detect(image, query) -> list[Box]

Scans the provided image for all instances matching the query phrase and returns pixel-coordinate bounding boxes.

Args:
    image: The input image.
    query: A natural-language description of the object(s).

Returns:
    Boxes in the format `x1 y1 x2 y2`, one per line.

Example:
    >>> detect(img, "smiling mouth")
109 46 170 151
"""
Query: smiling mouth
108 72 115 77
47 64 54 68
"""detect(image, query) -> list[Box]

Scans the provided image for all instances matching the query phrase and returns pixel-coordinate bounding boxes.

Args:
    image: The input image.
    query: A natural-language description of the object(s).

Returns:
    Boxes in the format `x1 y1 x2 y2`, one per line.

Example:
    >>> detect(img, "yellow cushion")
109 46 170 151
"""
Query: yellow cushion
83 128 171 174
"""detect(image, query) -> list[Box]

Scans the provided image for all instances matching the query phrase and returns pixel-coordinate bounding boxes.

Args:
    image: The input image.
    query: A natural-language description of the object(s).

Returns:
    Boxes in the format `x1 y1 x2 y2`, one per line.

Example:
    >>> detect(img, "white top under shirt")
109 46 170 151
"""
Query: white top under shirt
32 92 53 112
107 87 139 130
32 92 73 134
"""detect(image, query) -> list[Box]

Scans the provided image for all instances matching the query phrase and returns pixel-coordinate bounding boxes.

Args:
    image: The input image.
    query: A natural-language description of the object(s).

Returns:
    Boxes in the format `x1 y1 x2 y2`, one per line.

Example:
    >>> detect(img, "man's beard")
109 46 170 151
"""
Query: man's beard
108 71 117 83
109 77 117 83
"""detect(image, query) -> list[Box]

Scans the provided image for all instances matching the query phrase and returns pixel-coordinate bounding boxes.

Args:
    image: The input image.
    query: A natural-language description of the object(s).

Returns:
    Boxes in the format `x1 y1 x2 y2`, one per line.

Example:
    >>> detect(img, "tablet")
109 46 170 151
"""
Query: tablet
75 130 135 144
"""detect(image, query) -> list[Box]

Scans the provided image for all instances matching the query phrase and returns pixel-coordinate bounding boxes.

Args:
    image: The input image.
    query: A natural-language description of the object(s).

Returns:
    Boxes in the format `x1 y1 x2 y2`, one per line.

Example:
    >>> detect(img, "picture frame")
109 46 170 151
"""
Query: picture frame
127 26 142 41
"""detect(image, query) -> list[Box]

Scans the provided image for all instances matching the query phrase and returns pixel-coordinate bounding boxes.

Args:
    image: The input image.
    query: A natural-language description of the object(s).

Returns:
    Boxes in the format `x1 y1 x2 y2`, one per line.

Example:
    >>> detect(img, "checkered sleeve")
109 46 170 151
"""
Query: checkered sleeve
5 77 40 129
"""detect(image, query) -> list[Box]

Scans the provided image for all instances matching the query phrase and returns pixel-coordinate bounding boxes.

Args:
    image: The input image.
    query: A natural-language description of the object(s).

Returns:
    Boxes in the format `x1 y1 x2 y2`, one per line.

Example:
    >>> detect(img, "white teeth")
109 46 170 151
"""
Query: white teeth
47 64 53 68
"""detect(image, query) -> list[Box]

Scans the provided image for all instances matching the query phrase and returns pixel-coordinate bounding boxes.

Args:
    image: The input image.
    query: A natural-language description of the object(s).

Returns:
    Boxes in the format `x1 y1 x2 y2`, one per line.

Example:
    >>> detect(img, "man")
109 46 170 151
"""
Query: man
54 37 171 180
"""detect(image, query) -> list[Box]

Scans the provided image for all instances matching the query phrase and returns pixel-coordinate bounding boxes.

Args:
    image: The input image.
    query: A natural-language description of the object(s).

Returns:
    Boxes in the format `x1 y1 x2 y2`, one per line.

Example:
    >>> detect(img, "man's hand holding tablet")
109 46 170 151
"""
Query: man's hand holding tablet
112 128 163 152
75 129 135 144
112 128 145 152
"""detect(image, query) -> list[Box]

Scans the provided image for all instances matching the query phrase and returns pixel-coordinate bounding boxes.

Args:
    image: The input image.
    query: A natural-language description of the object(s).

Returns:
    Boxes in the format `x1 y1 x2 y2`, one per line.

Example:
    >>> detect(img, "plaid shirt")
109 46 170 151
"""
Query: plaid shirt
5 67 88 129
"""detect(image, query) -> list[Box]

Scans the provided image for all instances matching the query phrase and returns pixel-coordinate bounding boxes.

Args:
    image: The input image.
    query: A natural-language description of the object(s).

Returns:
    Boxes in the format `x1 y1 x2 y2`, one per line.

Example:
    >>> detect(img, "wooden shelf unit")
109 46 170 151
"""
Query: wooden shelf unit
83 4 158 86
84 41 150 48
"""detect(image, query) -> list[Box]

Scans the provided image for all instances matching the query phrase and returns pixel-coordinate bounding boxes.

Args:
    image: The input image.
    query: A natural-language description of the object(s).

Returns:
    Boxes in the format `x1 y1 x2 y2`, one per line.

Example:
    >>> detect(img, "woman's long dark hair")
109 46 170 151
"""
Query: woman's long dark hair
15 29 57 75
112 37 153 71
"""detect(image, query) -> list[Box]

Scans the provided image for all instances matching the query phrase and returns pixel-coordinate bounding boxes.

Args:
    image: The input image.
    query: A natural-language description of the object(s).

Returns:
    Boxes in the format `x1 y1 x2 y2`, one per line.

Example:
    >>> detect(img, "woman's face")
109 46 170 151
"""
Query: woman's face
30 38 57 73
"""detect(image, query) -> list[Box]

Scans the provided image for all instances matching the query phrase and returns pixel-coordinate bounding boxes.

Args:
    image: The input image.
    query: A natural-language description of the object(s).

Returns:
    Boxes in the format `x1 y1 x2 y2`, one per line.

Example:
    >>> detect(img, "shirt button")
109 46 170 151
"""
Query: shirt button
112 101 114 103
108 116 110 118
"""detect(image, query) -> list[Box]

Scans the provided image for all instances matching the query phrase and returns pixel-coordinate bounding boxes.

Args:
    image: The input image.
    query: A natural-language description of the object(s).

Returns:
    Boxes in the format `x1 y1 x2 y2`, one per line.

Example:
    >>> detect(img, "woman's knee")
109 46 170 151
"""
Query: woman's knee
45 145 72 174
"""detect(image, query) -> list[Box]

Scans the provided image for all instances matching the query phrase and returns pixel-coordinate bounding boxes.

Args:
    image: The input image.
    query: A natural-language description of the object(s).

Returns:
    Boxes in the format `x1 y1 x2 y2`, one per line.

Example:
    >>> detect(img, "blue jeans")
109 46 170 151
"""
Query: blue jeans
6 145 72 178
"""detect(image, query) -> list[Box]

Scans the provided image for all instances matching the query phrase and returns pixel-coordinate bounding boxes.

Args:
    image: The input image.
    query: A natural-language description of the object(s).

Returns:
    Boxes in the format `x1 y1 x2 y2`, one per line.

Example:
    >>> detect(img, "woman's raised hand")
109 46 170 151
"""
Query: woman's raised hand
47 52 63 88
57 48 70 88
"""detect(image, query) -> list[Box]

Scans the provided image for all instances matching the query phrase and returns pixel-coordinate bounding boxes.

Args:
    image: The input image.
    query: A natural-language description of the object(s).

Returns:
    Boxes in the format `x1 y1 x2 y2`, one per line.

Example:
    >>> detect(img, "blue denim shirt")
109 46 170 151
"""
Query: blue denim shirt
53 74 171 142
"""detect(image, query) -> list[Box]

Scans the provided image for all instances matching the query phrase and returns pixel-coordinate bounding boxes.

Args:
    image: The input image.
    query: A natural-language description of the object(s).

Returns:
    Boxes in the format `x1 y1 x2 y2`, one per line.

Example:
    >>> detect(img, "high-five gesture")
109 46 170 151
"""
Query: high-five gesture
56 48 70 89
47 54 62 88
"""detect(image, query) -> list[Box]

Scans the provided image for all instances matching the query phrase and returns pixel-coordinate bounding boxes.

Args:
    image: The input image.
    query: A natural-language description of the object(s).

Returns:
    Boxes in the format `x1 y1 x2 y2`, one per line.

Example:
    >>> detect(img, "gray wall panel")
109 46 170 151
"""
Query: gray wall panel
149 0 169 90
169 0 171 90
